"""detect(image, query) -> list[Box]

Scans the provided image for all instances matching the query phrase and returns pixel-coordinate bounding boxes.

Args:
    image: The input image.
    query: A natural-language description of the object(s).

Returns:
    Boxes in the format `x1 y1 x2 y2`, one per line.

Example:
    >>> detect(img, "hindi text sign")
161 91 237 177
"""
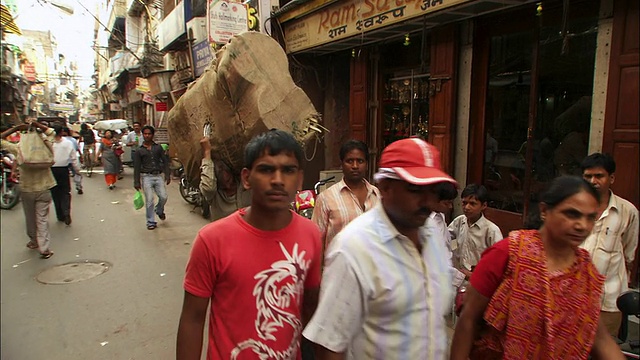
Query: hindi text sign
283 0 471 53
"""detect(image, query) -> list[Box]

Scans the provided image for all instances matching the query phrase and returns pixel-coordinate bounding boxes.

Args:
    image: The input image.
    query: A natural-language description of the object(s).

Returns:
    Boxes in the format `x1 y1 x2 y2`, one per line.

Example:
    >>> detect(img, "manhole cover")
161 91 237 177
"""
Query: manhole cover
36 260 112 284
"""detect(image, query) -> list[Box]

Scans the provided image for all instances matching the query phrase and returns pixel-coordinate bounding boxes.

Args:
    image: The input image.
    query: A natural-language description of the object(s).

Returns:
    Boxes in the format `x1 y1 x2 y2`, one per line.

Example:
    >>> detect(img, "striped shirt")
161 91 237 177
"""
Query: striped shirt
311 179 380 247
303 204 453 360
580 192 639 312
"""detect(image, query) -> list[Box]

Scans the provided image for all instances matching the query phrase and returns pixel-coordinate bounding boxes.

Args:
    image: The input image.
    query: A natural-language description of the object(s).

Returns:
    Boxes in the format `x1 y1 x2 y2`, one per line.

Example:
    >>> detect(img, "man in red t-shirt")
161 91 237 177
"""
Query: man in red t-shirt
177 129 322 360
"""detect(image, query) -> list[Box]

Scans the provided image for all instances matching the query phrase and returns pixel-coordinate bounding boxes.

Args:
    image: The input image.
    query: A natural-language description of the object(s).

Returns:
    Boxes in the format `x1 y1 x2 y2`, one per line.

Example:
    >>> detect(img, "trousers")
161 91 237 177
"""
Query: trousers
51 166 71 221
21 190 52 252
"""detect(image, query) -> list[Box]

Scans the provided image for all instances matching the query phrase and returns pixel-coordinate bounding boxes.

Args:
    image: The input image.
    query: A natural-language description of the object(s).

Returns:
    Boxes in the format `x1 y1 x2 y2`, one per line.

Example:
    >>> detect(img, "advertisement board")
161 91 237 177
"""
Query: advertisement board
192 40 214 78
207 0 248 44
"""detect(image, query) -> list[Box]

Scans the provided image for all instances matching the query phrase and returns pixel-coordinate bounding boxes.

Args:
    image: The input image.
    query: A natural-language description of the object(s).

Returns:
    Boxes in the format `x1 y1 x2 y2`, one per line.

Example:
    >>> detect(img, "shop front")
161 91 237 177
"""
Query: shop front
276 0 640 285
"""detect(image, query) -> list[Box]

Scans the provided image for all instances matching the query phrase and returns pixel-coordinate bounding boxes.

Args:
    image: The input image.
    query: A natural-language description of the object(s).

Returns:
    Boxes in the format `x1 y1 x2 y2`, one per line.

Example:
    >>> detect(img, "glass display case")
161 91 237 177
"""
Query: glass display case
382 70 430 148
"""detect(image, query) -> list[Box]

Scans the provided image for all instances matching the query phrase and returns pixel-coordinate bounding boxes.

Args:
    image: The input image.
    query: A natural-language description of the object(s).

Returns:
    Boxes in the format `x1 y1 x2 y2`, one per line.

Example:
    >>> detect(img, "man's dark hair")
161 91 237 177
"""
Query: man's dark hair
580 153 616 175
433 181 458 201
80 123 89 131
142 125 155 135
339 140 369 162
244 129 304 169
132 121 141 126
53 125 63 136
461 183 489 203
61 126 71 135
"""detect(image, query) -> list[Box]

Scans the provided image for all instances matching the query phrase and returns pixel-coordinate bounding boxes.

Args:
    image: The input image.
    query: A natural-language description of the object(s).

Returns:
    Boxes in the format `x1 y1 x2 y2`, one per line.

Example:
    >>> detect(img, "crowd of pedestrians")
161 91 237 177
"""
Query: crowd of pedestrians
1 119 637 359
176 130 636 360
0 119 173 256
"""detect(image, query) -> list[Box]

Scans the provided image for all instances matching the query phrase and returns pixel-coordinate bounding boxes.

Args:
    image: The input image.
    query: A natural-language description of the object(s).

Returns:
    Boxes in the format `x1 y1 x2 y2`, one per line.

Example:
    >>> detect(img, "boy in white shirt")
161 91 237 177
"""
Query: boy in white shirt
448 184 503 279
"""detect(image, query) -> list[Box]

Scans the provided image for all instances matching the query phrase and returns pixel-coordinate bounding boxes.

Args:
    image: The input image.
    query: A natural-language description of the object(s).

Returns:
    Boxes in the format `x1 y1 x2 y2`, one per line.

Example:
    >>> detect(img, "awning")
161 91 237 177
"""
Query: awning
0 4 21 35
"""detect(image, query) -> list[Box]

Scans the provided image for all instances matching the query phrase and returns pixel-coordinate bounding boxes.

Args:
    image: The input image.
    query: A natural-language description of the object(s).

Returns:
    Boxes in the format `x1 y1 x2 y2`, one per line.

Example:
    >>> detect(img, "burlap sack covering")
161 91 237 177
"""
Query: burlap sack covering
167 31 322 184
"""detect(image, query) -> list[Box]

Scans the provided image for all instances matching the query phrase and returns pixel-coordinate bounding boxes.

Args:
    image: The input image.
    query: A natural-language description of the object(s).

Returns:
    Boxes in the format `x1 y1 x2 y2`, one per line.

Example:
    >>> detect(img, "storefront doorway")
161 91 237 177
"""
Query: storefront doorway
469 1 600 232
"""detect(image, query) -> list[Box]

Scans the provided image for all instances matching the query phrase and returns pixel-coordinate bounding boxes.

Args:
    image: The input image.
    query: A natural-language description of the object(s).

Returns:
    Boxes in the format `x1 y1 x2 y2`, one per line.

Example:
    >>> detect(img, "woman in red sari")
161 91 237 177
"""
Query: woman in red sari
450 176 624 360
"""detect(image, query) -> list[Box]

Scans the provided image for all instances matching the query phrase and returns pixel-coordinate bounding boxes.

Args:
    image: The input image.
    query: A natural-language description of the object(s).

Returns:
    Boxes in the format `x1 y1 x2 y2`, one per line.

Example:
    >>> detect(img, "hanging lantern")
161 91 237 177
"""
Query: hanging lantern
403 34 411 46
536 2 543 16
352 49 356 58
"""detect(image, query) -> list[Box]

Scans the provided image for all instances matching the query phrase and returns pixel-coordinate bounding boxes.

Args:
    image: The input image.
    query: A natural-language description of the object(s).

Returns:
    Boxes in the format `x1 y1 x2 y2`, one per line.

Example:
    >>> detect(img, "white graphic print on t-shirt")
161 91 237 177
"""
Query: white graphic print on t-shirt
231 242 310 359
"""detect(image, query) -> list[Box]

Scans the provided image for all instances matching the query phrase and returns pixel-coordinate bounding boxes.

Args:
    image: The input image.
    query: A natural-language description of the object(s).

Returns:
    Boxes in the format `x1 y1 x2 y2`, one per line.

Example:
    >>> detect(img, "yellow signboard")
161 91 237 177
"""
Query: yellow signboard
283 0 470 53
136 77 150 93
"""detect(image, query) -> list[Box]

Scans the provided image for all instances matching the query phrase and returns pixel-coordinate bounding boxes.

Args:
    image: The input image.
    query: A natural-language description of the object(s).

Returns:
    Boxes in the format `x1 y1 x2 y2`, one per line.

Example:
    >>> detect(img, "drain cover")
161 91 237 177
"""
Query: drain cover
36 260 112 284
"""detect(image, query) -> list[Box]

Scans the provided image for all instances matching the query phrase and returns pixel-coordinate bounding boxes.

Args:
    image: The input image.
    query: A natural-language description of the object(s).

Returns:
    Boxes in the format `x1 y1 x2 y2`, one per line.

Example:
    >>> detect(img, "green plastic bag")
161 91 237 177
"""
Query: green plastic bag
133 190 144 210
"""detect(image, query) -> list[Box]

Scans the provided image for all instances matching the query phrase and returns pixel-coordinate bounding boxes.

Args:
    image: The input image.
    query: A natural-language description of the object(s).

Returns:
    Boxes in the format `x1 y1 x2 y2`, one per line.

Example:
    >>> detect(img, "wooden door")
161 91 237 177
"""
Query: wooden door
603 0 639 284
428 25 457 174
350 50 368 143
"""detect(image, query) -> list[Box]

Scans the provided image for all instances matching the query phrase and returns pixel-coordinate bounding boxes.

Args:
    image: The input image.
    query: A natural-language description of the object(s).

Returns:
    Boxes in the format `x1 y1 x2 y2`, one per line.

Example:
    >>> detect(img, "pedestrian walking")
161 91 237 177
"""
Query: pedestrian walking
198 136 251 221
580 153 638 337
62 126 83 194
133 125 170 230
311 139 380 249
51 126 81 225
450 176 624 360
177 129 322 360
96 130 122 189
303 137 457 359
1 120 56 259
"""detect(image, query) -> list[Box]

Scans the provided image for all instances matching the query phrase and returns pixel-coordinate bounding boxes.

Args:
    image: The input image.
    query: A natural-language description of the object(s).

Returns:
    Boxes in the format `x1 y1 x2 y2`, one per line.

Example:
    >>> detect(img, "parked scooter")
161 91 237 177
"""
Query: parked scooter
0 150 20 210
294 176 335 219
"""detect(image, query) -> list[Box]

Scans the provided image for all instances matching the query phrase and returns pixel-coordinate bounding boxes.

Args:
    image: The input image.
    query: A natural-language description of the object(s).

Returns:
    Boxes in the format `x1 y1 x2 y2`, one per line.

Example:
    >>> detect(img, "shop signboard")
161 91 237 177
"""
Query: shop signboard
23 62 36 82
49 103 74 112
136 77 150 93
192 40 213 78
207 0 249 44
155 101 168 111
31 84 44 95
142 93 155 104
283 0 472 53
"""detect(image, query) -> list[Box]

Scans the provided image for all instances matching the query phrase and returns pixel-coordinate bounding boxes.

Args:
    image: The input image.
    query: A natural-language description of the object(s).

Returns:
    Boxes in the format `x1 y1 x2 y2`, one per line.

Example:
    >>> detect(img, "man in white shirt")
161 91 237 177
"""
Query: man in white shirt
62 127 83 194
448 184 503 278
580 153 639 337
126 122 143 153
51 126 81 225
303 138 456 360
427 181 466 288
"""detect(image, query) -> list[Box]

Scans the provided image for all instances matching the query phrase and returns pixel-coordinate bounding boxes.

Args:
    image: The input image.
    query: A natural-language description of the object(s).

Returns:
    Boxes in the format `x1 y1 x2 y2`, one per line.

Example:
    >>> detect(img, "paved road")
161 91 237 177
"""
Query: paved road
1 168 209 360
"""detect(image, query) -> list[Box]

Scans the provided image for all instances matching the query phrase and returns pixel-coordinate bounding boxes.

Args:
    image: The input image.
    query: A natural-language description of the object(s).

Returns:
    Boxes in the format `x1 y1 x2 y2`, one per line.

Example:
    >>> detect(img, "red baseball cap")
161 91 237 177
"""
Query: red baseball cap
379 138 458 186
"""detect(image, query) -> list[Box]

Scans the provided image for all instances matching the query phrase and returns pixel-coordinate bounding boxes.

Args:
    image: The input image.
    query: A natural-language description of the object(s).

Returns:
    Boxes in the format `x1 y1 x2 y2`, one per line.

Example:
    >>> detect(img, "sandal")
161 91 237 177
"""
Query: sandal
40 251 54 259
26 242 39 250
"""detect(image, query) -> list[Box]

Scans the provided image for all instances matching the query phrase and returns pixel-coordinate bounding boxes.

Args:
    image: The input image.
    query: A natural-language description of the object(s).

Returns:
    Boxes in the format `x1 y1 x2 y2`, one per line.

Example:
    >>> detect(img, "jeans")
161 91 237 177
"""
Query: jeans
141 174 167 226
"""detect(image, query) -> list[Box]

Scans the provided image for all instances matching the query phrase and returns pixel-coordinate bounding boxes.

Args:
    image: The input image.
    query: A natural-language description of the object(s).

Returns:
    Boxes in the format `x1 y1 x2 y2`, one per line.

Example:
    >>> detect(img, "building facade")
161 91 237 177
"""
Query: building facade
274 0 639 282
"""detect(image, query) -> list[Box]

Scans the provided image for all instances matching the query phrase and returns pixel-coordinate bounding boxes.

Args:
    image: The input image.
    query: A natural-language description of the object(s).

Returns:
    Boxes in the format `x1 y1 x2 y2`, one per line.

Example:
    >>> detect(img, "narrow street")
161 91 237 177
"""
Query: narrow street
0 168 209 359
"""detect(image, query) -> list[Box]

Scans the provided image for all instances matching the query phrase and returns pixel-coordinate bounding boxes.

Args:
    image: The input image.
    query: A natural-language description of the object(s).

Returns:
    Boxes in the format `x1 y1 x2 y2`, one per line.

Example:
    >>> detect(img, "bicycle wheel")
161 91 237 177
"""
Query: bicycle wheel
84 151 93 177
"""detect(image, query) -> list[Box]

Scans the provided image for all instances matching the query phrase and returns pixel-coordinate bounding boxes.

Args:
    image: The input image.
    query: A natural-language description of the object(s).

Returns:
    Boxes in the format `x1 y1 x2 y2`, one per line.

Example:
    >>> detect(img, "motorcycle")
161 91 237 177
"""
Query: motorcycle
0 150 20 210
177 163 210 219
294 176 335 219
617 290 639 359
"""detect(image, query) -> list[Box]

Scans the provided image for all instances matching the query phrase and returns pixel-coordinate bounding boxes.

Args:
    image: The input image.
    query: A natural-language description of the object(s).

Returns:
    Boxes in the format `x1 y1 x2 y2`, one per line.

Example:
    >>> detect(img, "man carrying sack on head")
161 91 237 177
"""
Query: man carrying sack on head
0 120 56 259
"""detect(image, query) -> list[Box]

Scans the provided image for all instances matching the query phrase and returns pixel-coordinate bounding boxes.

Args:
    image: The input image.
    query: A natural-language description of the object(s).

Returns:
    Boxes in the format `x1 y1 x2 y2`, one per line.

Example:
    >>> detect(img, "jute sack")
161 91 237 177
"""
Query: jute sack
167 31 322 184
18 128 55 169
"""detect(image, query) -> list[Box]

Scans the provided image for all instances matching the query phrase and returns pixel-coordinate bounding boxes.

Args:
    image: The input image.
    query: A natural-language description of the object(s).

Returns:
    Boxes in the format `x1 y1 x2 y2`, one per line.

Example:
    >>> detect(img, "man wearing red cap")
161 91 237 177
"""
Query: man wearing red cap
303 138 457 359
